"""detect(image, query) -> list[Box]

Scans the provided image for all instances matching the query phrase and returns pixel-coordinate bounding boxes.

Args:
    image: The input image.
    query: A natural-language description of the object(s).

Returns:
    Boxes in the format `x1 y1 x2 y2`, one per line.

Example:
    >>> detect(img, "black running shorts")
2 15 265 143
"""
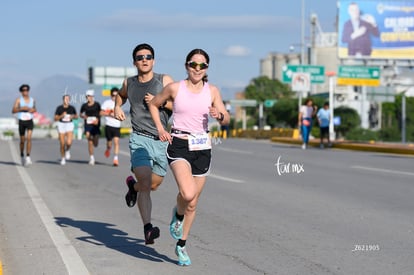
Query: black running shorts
105 125 120 140
18 119 34 136
167 137 211 176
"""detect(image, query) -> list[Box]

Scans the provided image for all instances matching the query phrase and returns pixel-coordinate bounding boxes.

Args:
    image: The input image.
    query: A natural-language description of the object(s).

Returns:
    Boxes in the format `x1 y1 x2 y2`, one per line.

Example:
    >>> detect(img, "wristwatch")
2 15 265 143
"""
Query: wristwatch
217 112 224 122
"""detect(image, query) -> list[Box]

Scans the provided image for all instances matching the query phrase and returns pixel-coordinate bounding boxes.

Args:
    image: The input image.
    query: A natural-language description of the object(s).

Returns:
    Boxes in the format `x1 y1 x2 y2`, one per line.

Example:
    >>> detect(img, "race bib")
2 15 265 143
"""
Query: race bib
62 114 71 122
188 133 211 151
20 112 32 121
86 116 97 124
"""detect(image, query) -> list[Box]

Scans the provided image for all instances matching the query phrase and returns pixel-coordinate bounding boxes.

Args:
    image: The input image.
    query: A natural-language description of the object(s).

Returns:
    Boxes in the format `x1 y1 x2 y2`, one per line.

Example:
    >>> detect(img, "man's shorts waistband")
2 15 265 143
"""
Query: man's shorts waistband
135 129 159 140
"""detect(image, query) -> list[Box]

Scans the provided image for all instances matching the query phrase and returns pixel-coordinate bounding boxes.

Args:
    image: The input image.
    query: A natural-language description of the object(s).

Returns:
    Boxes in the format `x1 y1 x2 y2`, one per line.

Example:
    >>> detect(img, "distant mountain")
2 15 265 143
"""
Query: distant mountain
31 75 91 119
0 75 90 118
0 74 243 120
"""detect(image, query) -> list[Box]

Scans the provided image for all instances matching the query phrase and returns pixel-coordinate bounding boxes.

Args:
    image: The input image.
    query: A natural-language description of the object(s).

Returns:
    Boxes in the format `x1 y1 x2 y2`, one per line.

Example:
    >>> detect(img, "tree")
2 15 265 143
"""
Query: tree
245 76 293 102
243 76 294 125
267 98 298 128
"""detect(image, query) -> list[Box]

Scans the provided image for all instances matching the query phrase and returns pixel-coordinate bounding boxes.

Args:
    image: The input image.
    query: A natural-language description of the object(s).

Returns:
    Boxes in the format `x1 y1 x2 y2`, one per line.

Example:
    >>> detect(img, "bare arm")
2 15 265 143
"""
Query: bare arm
114 79 128 121
54 110 64 122
209 85 230 125
148 82 176 143
162 75 174 110
146 74 175 109
11 98 21 114
30 100 37 113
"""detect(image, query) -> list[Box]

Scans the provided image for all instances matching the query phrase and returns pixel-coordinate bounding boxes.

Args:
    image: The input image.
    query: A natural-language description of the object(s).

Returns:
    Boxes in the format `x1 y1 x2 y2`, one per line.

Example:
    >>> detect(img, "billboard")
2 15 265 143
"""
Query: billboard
338 1 414 59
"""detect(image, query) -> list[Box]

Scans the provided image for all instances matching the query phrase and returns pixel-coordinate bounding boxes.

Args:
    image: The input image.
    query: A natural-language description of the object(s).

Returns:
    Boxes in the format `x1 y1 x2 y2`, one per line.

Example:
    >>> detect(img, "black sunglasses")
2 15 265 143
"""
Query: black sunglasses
187 61 209 70
135 54 154 62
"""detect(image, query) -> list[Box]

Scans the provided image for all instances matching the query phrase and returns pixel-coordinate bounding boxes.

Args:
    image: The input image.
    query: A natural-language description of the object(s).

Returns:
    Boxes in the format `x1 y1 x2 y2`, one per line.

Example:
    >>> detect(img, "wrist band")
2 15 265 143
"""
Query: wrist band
217 112 224 122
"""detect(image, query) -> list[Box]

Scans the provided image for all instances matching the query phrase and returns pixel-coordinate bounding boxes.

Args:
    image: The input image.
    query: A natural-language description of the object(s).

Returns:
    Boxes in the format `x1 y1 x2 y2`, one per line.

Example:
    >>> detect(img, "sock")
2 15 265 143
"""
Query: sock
21 153 24 157
175 212 184 222
177 239 186 247
114 155 118 160
26 154 30 157
144 223 153 232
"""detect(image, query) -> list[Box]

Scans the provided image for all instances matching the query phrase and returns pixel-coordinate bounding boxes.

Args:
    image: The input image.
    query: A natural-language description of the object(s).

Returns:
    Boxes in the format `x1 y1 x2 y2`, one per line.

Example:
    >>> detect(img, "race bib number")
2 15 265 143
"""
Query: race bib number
86 116 97 124
188 133 211 151
62 114 71 122
20 112 32 121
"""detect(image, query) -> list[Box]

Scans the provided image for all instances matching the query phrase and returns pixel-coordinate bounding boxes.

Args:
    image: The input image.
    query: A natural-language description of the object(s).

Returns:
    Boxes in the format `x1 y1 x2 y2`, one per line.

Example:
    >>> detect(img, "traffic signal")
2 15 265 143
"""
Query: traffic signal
88 67 94 84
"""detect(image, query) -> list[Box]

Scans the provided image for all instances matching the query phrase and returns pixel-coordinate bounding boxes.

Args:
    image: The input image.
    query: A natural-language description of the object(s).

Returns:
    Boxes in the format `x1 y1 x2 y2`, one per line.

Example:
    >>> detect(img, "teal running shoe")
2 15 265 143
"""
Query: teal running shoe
170 207 183 240
175 245 191 266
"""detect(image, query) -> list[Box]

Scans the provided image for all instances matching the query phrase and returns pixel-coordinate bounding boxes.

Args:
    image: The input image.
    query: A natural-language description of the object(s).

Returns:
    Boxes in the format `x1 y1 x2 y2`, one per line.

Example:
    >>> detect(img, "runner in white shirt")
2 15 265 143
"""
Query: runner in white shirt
100 87 122 166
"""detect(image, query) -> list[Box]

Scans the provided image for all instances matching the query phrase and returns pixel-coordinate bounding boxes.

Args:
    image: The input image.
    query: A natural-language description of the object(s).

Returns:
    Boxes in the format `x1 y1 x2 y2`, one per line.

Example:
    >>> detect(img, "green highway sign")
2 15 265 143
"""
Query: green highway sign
229 99 257 107
337 66 380 86
282 65 325 84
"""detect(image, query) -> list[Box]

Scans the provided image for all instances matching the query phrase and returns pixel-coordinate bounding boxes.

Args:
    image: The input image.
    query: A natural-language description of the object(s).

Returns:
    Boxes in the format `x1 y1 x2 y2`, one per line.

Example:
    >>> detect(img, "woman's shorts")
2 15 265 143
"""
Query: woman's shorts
167 137 211 176
57 122 74 134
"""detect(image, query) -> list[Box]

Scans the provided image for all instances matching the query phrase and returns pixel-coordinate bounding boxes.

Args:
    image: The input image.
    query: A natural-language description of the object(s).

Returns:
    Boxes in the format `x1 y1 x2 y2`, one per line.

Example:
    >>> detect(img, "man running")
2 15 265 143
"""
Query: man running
12 84 36 166
114 43 173 245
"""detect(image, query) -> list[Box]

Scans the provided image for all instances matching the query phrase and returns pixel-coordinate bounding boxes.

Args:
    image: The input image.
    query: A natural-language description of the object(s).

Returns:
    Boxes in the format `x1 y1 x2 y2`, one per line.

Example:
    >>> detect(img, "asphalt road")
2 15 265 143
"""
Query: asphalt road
0 137 413 275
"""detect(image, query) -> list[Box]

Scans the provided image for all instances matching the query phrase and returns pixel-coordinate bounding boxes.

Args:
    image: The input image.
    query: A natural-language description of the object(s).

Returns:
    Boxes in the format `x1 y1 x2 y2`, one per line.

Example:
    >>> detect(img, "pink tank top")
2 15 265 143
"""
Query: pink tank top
172 80 211 134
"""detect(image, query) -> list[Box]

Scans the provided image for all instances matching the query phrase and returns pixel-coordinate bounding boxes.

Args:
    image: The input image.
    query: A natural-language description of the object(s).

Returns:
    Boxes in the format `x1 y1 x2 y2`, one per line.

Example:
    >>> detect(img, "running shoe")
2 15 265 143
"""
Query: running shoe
144 226 160 245
60 158 66 165
170 207 183 240
175 245 191 266
113 158 119 167
104 148 110 158
89 157 95 165
25 156 32 166
125 176 137 207
65 150 71 160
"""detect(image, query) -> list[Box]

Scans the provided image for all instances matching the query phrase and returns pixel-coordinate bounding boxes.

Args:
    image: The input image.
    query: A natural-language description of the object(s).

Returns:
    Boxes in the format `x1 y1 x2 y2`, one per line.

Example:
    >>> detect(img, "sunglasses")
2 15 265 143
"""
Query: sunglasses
21 89 29 92
111 94 117 97
187 61 209 70
135 54 154 62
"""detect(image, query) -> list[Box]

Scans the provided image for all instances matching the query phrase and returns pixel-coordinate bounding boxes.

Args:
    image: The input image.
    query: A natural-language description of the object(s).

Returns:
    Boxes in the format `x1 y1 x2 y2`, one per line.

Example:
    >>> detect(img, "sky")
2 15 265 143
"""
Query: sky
0 0 338 106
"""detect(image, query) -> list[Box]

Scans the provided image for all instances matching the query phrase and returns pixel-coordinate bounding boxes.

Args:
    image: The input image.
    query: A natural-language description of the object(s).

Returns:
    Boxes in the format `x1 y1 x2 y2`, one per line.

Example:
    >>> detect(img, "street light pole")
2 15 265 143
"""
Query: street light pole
301 0 305 65
402 92 406 143
298 0 305 117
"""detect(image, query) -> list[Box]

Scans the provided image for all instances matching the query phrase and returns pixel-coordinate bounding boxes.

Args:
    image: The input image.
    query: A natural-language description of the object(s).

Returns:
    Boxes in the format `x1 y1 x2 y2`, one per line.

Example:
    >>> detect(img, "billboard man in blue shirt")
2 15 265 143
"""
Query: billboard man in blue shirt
341 2 379 57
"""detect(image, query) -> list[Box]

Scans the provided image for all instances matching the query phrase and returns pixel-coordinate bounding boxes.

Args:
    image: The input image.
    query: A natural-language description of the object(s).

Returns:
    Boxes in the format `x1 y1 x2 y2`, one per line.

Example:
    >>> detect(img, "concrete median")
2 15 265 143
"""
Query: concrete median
271 136 414 155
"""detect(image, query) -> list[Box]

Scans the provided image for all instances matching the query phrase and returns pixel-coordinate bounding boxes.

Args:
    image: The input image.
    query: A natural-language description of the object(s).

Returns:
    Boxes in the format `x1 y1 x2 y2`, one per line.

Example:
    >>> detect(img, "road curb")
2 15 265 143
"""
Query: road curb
271 137 414 156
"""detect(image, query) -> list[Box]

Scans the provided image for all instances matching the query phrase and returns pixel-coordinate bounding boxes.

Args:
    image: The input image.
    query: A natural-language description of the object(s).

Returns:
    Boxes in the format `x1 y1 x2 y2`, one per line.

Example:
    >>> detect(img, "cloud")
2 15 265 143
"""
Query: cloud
223 45 251 57
92 9 296 32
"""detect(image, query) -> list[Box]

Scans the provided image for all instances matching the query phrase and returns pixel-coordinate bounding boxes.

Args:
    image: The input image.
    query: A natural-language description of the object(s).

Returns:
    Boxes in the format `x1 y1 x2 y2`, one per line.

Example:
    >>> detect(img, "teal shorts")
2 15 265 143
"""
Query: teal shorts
129 132 168 177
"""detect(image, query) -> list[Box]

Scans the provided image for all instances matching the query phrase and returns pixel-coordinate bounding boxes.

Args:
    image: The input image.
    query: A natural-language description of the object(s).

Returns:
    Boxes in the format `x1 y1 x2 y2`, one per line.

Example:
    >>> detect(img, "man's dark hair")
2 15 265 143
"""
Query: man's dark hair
132 43 155 60
19 84 30 92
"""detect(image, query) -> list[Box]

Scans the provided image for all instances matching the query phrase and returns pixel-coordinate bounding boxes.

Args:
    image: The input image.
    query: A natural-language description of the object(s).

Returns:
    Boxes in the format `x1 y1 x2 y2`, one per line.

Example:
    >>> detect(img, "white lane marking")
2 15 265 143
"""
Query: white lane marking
9 141 89 275
209 173 244 183
351 165 414 176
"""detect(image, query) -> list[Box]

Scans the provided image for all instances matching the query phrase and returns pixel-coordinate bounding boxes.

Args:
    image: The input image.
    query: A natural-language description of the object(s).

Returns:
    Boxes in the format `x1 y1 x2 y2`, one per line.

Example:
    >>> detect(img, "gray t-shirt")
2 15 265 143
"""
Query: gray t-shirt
127 73 170 136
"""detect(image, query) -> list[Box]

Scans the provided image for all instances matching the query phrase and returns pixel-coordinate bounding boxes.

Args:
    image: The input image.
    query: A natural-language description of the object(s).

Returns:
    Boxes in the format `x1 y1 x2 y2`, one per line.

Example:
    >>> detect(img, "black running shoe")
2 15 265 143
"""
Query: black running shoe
125 176 137 207
144 226 160 245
